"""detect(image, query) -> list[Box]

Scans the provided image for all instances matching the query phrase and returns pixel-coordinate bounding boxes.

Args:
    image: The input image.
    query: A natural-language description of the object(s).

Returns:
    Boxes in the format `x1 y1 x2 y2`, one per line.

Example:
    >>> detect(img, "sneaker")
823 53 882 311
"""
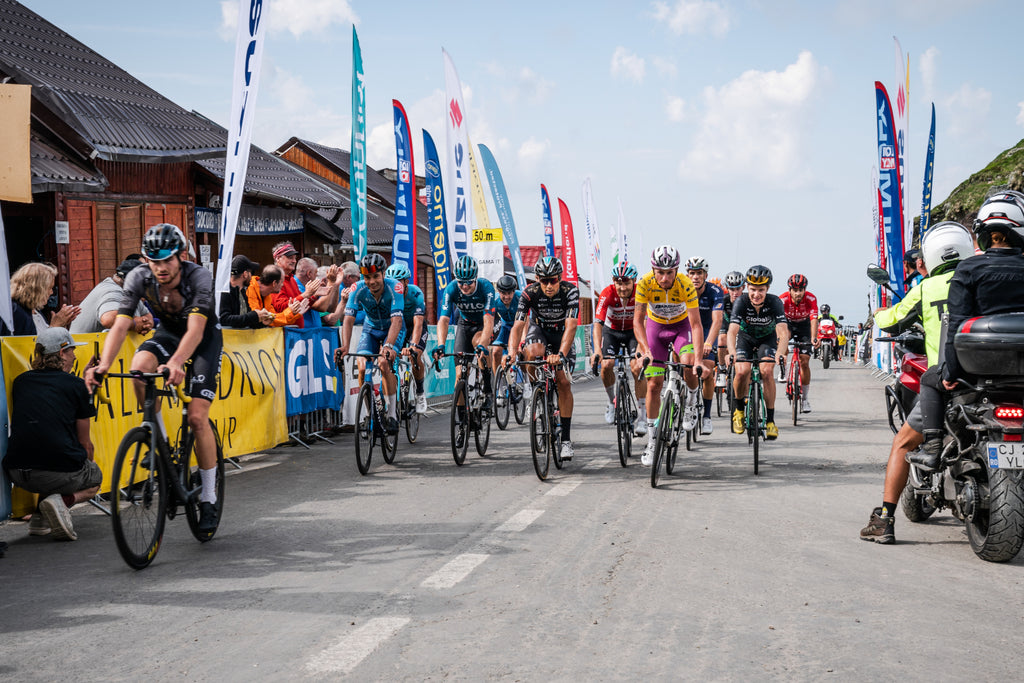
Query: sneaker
859 508 895 544
766 421 779 440
801 398 811 413
39 494 76 541
634 416 648 436
682 391 698 431
701 416 714 435
28 512 51 536
641 441 655 467
604 403 616 424
385 417 400 435
198 501 219 535
715 371 728 388
560 441 575 461
416 394 428 414
732 409 745 435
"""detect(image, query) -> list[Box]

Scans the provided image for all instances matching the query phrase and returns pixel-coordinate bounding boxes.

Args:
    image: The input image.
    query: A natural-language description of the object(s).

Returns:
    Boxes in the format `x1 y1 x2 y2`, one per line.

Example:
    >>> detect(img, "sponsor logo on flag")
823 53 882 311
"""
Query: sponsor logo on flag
449 99 462 128
879 145 895 170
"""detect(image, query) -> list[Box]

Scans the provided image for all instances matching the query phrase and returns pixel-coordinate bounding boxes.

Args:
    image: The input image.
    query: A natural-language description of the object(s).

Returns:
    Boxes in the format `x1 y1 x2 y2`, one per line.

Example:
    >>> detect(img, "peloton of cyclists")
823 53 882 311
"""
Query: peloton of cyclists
633 246 704 467
727 265 790 441
716 270 745 388
779 274 818 413
592 262 647 435
385 262 428 415
685 256 725 435
506 256 580 461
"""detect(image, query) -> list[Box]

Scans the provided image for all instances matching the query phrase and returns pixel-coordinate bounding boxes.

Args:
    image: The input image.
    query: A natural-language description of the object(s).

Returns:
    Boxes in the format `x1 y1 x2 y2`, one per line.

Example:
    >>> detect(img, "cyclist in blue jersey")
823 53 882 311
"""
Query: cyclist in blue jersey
685 256 725 435
337 253 406 434
489 275 521 379
433 256 497 406
386 262 428 414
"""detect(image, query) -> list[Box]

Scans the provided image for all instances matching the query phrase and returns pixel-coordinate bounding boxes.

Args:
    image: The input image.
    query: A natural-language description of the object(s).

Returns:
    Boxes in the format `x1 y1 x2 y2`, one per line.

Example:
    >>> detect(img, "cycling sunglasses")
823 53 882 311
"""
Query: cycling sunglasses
538 277 559 286
613 277 633 285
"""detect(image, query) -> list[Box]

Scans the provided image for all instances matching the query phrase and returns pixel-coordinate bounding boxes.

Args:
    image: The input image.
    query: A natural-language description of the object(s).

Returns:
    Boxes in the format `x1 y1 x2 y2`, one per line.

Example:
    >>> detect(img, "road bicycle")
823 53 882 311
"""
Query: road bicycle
649 360 695 488
105 369 225 570
782 341 803 427
437 350 491 466
716 361 734 418
518 356 569 481
493 360 528 430
612 350 640 467
396 352 420 443
349 351 399 474
737 355 770 475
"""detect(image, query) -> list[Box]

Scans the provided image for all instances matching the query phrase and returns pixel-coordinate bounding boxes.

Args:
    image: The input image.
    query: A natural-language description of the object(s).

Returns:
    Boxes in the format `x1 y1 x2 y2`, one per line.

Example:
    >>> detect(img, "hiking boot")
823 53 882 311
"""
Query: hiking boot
766 421 779 440
39 494 76 541
732 409 745 435
28 512 51 536
859 508 895 544
198 501 219 535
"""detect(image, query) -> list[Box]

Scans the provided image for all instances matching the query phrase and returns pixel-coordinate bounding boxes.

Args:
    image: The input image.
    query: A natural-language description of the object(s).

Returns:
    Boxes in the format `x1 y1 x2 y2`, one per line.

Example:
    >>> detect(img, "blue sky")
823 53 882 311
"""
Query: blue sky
20 0 1024 318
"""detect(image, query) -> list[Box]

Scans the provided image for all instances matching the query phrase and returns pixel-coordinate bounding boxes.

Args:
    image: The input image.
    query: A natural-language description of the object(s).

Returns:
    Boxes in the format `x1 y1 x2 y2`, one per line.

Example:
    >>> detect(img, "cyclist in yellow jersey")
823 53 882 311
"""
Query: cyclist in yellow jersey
633 245 704 467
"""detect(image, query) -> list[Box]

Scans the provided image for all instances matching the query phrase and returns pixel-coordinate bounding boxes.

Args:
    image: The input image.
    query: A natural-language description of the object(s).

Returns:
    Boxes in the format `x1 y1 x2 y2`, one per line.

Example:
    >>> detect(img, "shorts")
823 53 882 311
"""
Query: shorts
401 322 427 351
645 317 692 365
787 319 813 355
491 319 513 348
734 330 778 363
358 325 406 358
454 320 483 355
139 325 222 401
906 398 923 433
601 326 637 359
8 460 103 499
523 323 577 368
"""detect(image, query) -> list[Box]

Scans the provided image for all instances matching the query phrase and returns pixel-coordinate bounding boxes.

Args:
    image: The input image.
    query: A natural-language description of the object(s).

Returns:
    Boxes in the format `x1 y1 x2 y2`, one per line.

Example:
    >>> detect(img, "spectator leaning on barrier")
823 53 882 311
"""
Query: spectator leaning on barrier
270 241 321 329
70 257 154 334
246 264 309 327
219 254 274 329
295 257 340 328
2 327 99 541
10 262 81 332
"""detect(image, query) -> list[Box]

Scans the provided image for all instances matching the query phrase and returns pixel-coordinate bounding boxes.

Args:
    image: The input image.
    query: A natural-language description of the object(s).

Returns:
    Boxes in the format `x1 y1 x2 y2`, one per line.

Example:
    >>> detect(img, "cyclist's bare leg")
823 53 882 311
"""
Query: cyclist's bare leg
555 367 573 419
645 373 664 419
679 351 698 391
600 359 615 388
187 397 217 470
522 342 547 384
412 348 426 383
761 359 777 408
733 362 751 404
129 349 160 407
700 357 716 401
800 352 811 385
630 357 647 398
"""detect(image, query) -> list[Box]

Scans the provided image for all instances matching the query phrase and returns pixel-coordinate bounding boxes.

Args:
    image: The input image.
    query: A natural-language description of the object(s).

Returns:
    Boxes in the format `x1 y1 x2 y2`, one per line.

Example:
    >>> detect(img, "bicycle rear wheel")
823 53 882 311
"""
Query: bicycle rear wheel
529 384 551 480
184 420 226 543
451 380 469 466
616 379 631 467
354 383 374 475
494 371 511 430
110 427 167 570
750 380 761 475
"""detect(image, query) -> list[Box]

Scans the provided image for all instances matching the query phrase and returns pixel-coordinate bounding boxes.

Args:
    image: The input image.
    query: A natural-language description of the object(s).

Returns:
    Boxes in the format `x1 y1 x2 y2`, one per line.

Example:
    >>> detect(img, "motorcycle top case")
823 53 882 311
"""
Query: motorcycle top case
954 313 1024 376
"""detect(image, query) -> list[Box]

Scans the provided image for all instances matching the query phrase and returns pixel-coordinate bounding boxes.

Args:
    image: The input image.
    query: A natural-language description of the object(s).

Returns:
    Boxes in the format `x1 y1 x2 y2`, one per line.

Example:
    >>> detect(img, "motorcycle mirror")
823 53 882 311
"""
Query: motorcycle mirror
838 315 844 320
866 264 890 286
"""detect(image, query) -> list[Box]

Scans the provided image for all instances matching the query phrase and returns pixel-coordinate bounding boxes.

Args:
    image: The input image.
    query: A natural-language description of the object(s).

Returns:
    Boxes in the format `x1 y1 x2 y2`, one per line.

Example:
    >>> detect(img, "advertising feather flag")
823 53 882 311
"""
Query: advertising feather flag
391 100 417 280
350 27 367 261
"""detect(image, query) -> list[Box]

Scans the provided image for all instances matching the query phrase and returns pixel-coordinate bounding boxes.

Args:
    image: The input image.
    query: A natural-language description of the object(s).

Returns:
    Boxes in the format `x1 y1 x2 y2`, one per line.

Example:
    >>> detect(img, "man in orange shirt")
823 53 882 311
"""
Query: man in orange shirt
246 264 309 327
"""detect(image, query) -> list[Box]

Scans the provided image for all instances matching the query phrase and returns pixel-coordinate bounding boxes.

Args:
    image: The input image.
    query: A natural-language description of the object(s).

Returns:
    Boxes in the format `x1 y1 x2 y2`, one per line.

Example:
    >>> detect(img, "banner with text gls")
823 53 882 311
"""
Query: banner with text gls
1 328 287 495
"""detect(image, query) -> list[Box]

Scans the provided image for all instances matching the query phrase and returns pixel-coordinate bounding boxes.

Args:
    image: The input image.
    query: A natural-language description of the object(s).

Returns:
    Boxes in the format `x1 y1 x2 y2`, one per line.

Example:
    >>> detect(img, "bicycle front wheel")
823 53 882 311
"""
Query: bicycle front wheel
750 379 761 475
450 380 469 466
474 396 491 456
651 395 675 487
354 383 374 475
615 380 631 467
513 381 528 424
404 381 420 444
791 376 800 427
494 371 511 430
110 427 167 570
529 384 551 480
184 420 226 543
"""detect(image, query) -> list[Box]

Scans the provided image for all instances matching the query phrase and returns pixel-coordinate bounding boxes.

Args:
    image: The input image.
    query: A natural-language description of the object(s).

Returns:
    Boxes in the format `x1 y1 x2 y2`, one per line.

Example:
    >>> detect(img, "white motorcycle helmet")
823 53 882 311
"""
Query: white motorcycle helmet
921 221 974 275
974 190 1024 250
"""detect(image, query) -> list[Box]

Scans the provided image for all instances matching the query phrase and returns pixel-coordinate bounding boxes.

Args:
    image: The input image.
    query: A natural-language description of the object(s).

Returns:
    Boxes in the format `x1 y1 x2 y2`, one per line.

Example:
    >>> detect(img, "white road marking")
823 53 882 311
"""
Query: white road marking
546 480 582 496
584 459 611 470
420 553 490 589
305 617 410 676
225 461 282 476
496 508 544 532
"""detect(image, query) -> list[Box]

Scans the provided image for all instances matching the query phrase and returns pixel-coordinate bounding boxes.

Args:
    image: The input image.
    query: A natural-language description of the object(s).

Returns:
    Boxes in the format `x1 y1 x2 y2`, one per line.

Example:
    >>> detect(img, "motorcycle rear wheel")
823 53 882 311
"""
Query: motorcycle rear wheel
899 478 936 522
966 466 1024 562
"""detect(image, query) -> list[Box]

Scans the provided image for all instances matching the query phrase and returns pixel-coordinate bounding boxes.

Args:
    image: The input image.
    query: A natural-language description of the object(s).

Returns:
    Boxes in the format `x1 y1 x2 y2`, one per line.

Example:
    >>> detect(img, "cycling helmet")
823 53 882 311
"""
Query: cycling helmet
922 221 974 276
359 253 387 275
534 256 564 279
684 256 709 272
787 273 808 290
974 190 1024 250
495 274 517 292
745 265 772 286
385 262 411 280
142 223 185 261
651 245 680 270
820 304 831 315
611 262 638 280
453 255 479 282
723 270 744 288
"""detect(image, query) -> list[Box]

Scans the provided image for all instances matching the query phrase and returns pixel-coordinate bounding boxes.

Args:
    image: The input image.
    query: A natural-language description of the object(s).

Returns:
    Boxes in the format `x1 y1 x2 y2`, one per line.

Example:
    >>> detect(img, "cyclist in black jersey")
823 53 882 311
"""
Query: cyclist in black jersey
85 224 223 533
506 256 580 461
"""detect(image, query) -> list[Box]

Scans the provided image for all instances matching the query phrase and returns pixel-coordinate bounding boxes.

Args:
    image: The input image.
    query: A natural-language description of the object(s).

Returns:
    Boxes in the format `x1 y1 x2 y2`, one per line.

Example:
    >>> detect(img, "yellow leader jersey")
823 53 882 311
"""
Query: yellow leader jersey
635 271 699 325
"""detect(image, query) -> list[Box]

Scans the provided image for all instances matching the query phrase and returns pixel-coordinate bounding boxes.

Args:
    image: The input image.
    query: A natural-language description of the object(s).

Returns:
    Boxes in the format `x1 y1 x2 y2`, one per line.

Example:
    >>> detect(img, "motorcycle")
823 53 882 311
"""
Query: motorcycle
876 329 927 435
816 317 839 369
900 313 1024 562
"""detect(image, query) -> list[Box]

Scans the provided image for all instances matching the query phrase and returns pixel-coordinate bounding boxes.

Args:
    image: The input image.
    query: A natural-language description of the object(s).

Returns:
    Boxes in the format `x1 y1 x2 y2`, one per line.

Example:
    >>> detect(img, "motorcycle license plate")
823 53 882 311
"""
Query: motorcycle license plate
987 442 1024 469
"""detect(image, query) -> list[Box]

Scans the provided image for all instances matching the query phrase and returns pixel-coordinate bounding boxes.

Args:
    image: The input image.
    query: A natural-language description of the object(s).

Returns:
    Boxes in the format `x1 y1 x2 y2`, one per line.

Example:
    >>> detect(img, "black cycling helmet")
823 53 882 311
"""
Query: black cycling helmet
787 273 808 290
723 270 744 288
534 256 563 279
496 275 517 292
745 265 772 287
359 253 387 275
143 223 186 261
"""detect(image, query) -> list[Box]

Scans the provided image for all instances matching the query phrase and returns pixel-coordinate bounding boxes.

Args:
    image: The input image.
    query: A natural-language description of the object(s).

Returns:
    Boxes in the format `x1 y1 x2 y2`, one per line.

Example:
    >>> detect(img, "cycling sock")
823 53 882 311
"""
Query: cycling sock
386 393 397 419
605 384 615 401
561 417 572 442
703 398 712 418
638 398 646 415
482 368 492 393
881 501 897 517
199 467 217 504
61 494 75 508
416 377 425 393
734 398 746 413
766 408 775 422
802 384 809 400
647 418 659 443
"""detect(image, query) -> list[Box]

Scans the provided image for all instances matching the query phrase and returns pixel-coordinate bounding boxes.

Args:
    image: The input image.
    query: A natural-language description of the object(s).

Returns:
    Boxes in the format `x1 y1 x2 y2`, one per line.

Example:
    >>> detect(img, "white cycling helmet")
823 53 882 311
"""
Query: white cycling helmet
922 221 974 275
684 256 709 272
651 245 680 269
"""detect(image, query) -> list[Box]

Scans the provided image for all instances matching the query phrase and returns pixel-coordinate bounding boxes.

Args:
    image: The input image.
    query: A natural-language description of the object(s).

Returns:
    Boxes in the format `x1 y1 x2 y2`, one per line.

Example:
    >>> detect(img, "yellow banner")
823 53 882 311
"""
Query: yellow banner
1 328 288 495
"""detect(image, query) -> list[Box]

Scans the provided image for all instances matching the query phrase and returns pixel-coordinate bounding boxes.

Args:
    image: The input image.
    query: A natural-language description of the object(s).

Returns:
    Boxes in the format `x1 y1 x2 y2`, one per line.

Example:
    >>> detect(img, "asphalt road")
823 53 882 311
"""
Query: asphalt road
2 358 1023 681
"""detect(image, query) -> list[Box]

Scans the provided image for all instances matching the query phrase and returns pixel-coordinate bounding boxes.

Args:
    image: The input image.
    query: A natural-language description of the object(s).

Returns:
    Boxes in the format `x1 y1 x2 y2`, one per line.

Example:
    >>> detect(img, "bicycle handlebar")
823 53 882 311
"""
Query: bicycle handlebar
103 370 191 403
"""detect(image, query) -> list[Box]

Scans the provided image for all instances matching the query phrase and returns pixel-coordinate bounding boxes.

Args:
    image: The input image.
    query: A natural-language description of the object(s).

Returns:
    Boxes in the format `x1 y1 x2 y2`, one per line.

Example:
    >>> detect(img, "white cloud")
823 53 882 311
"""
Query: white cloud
1017 102 1024 128
610 47 646 84
652 0 730 36
919 46 939 99
666 95 686 122
678 51 822 187
652 56 678 79
518 137 551 167
220 0 357 38
486 64 555 104
249 63 347 150
943 83 991 137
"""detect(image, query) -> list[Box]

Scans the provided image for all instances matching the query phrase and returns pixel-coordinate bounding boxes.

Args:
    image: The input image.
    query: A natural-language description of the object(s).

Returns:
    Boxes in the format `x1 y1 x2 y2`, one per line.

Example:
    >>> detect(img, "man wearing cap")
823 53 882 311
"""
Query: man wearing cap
270 241 336 329
246 264 309 327
70 257 154 334
219 254 274 328
3 328 99 541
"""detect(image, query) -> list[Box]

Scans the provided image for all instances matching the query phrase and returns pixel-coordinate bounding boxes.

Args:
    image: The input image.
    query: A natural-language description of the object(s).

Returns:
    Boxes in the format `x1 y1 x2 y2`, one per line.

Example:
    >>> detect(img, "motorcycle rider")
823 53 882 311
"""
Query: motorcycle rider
912 190 1024 471
860 221 974 543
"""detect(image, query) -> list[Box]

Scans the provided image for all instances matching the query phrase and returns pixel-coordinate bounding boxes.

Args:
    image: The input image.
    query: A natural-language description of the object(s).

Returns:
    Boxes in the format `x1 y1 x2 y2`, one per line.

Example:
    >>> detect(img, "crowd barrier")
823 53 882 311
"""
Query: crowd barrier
1 323 596 519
